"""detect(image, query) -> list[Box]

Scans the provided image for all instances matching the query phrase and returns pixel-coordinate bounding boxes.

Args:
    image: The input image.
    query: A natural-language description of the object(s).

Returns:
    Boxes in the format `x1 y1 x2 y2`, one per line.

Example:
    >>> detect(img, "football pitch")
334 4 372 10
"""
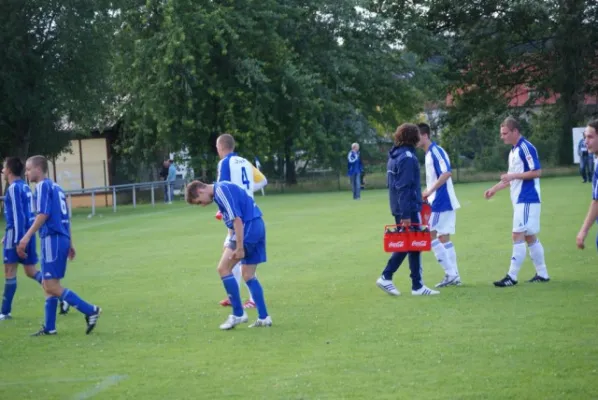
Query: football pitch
0 177 597 399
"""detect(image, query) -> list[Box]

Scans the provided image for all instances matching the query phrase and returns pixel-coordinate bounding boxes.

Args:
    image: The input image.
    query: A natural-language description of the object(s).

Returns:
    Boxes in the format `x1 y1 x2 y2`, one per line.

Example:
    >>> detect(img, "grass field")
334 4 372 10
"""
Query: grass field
1 177 597 400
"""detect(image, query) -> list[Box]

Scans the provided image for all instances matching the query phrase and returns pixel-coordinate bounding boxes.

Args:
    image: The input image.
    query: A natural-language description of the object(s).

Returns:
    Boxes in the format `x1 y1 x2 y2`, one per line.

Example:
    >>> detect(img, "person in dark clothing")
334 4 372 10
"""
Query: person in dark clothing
375 123 440 296
159 159 170 203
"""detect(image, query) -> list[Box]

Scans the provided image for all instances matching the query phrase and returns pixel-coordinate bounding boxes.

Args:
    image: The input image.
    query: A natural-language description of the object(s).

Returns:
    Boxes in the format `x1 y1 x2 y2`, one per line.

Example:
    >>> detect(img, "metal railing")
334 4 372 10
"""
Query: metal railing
0 179 186 217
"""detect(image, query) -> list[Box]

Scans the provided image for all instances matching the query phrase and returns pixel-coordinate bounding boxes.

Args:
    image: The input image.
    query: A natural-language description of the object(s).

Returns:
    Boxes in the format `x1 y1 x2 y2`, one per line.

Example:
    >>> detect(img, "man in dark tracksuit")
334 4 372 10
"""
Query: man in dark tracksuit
376 123 440 296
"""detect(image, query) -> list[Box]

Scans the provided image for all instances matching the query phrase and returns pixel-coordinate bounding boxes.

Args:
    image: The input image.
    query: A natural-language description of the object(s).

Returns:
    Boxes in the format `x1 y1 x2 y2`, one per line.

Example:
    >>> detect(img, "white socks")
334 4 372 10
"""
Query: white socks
444 241 459 277
432 239 457 276
507 241 527 281
528 240 549 279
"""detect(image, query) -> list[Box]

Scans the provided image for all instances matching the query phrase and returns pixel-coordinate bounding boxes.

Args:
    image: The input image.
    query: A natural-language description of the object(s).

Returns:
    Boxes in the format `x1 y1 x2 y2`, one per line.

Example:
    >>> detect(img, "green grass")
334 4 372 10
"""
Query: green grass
1 177 598 399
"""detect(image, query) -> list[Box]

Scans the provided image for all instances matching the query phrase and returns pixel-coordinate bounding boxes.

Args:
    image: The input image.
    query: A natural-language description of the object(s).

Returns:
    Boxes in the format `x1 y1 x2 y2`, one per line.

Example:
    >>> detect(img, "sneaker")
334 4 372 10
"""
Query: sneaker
31 327 57 336
219 313 248 330
249 316 272 328
527 275 550 283
243 300 256 309
412 286 440 296
59 301 70 315
376 277 400 296
435 274 459 288
0 313 12 321
219 298 232 307
85 307 102 334
493 275 518 287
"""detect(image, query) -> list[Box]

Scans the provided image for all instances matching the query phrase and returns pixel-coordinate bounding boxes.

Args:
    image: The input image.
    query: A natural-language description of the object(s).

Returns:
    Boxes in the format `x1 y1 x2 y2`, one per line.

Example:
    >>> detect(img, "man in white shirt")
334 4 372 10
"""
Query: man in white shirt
484 117 549 287
417 123 462 287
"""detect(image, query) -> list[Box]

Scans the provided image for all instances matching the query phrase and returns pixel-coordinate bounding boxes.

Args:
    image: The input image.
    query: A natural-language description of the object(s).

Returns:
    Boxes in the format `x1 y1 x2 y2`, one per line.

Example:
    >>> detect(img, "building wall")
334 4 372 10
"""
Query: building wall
50 138 109 191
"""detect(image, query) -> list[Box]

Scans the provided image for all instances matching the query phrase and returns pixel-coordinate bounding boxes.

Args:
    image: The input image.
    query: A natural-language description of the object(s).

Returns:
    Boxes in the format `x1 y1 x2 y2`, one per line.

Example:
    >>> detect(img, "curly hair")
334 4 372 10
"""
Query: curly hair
393 123 420 147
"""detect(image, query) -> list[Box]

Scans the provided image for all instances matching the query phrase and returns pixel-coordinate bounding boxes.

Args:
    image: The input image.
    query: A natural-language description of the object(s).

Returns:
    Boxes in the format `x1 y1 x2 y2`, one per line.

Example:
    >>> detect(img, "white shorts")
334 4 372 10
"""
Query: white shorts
512 203 541 235
430 211 456 236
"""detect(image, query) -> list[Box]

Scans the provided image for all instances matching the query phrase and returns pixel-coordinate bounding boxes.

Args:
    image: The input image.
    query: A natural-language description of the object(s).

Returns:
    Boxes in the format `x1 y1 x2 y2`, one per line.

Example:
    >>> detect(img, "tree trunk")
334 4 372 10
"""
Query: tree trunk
284 135 297 185
14 120 31 160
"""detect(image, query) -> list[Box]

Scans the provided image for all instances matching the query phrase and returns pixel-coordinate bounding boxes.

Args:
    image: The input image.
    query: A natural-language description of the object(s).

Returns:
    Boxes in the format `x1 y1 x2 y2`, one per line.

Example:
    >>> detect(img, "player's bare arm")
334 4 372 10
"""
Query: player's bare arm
484 180 510 199
16 214 48 258
423 171 452 198
230 217 245 260
576 200 598 250
501 169 542 183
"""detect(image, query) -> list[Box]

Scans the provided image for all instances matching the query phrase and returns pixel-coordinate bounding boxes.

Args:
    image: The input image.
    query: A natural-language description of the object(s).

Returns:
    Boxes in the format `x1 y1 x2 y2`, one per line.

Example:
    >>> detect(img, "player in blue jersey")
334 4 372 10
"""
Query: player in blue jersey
1 157 43 320
485 117 550 287
417 123 462 288
17 156 101 336
186 180 272 329
576 119 598 251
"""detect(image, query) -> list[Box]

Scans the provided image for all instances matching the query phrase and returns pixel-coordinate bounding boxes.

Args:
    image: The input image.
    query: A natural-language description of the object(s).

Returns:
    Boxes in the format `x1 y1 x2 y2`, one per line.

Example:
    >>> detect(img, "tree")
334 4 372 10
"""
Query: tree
0 0 120 160
378 0 598 165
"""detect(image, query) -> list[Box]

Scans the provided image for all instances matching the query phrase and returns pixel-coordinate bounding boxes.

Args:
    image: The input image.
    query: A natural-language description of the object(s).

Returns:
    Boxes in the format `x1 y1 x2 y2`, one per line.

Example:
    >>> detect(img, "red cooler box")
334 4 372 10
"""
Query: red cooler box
383 224 432 253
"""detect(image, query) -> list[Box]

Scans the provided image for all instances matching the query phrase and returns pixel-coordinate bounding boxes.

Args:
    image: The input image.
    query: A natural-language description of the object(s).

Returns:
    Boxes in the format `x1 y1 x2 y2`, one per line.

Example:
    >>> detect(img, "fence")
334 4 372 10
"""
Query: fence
0 179 187 217
0 164 580 217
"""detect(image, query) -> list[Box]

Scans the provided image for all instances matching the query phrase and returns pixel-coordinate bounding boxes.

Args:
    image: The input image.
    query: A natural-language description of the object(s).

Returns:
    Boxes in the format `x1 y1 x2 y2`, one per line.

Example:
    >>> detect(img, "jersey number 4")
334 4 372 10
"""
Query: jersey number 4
241 167 250 190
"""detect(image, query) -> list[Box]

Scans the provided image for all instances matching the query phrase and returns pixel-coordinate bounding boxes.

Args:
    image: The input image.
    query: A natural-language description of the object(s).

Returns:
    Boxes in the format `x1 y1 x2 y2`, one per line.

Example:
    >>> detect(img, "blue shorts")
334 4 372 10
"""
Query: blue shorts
227 218 267 265
3 230 38 265
40 235 70 280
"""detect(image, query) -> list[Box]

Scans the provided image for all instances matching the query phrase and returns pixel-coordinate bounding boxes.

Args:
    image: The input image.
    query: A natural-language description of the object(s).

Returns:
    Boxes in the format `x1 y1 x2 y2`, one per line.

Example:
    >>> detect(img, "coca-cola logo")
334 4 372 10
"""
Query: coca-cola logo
411 240 428 247
387 241 405 248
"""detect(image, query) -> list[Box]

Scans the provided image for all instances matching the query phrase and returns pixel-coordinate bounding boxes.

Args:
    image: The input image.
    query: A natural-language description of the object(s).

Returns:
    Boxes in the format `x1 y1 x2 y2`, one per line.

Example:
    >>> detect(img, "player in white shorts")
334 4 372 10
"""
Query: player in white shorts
214 134 268 308
484 117 550 287
417 123 462 287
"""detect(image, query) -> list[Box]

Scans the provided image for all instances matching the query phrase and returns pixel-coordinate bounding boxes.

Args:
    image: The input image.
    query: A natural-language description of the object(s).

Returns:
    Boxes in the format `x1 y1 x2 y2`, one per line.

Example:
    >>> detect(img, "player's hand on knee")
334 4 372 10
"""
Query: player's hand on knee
16 239 28 258
68 246 76 260
230 248 245 261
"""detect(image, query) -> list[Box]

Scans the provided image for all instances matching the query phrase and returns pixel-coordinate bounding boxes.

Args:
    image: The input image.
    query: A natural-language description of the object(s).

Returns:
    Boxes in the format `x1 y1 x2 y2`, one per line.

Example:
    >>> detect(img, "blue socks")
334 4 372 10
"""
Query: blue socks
44 297 58 332
1 277 17 315
60 289 95 316
32 271 42 284
246 277 268 319
221 274 244 317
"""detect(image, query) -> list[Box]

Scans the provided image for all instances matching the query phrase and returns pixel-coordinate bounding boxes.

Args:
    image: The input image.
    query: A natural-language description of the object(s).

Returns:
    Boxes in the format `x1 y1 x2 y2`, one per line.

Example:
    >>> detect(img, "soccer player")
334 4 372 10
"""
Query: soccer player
16 156 101 336
576 119 598 251
186 180 272 329
376 123 440 296
1 157 43 320
214 134 268 309
484 116 550 287
417 123 462 287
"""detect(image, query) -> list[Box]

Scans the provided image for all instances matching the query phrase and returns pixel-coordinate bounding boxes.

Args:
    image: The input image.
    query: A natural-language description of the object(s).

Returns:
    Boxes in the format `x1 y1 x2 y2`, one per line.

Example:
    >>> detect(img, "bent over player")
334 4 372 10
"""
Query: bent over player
17 156 101 336
484 117 550 287
215 133 267 309
186 180 272 329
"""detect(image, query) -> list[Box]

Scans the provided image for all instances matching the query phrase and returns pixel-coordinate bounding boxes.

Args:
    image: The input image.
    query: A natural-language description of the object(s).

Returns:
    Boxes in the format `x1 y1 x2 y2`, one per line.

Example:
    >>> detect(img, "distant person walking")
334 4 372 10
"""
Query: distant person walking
166 160 176 204
347 143 363 200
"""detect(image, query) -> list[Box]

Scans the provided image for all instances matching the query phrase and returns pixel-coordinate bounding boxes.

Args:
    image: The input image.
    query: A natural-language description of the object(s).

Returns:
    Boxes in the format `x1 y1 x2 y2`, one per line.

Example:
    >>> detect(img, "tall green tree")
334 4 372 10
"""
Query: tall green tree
378 0 598 164
0 0 120 160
